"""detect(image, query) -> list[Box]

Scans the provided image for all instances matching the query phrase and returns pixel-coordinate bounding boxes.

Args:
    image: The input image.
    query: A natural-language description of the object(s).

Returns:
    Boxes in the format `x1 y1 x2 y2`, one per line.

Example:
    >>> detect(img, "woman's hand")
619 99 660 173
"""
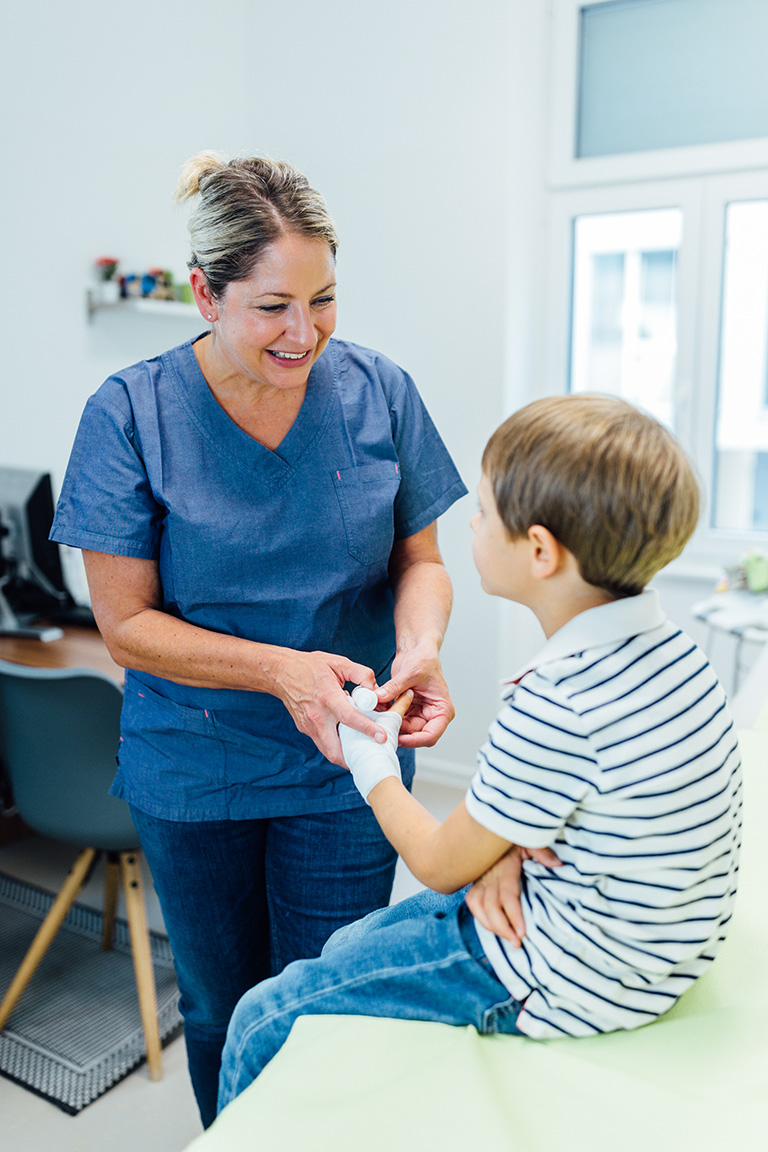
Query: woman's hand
83 550 388 766
381 523 456 747
375 649 455 747
464 844 563 946
272 649 388 766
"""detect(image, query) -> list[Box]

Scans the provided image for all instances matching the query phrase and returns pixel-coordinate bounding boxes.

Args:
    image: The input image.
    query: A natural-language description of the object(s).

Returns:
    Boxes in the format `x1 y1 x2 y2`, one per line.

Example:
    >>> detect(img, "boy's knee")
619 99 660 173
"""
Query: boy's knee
217 1042 244 1115
226 982 266 1040
322 916 366 954
322 888 465 957
217 992 264 1111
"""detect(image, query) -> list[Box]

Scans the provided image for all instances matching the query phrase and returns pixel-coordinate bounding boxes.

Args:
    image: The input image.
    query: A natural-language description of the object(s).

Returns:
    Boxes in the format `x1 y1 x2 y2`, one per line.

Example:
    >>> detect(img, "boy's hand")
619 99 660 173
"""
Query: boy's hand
387 690 415 720
338 690 414 803
465 844 562 946
375 650 455 747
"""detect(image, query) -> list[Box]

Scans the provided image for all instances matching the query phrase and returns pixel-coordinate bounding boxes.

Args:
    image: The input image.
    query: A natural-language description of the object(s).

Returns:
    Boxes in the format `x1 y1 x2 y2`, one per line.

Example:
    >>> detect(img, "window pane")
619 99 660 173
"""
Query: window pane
578 0 768 158
570 208 681 429
713 200 768 532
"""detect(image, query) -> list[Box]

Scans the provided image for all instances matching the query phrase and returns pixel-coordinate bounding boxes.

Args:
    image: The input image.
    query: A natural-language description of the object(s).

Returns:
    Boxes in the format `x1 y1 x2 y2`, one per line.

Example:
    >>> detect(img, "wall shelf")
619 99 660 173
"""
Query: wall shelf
86 291 202 322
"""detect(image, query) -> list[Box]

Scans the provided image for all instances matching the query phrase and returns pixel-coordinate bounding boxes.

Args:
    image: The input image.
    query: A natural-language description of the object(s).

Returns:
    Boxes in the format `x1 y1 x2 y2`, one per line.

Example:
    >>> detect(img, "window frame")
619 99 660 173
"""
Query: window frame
544 1 768 572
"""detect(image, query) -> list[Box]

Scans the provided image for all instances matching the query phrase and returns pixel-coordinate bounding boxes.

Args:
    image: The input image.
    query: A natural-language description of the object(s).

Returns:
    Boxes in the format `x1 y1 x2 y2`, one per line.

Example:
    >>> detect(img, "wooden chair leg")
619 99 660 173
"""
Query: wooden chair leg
102 853 120 950
120 850 163 1081
0 847 96 1031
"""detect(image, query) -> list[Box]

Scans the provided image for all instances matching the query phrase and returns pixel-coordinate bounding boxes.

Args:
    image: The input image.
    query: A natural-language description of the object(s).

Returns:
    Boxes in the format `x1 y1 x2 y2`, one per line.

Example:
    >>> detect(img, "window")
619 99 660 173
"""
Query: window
545 1 768 567
714 200 768 532
577 0 768 158
570 209 680 428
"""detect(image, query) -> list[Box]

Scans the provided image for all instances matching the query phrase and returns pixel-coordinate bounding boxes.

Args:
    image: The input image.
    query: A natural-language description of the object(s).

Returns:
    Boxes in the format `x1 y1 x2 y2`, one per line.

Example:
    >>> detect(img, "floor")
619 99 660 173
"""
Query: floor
0 778 464 1152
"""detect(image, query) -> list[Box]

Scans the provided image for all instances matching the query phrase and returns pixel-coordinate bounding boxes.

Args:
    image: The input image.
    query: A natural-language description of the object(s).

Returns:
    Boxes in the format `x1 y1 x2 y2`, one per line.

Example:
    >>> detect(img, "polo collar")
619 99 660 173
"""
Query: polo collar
503 589 666 690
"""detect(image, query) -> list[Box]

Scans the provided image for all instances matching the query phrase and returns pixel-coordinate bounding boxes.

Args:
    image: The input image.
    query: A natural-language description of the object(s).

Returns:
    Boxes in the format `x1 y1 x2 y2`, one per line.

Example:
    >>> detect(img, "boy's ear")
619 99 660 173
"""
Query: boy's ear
527 524 566 579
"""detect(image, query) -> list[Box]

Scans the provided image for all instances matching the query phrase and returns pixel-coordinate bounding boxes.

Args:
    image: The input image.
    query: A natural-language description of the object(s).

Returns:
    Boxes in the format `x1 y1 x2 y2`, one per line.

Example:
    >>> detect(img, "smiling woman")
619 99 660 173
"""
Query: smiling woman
189 234 338 450
177 153 340 447
49 150 467 1129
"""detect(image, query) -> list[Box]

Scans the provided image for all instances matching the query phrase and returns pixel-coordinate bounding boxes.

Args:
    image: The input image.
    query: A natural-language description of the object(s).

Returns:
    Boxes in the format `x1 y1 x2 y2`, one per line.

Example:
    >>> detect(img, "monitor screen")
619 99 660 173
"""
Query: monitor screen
0 467 68 600
0 466 77 637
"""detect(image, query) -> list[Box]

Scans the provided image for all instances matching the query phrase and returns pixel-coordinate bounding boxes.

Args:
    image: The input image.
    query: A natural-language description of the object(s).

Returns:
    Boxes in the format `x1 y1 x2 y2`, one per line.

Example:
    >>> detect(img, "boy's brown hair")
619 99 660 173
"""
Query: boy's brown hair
482 394 700 599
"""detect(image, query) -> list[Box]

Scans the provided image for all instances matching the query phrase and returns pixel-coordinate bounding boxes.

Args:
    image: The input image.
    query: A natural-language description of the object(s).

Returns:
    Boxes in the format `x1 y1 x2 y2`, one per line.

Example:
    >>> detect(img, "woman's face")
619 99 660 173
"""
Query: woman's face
198 232 337 393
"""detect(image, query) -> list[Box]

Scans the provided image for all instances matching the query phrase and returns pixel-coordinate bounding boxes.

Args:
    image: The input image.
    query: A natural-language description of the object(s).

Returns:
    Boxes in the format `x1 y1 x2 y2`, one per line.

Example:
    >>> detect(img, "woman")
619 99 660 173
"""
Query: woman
51 151 466 1126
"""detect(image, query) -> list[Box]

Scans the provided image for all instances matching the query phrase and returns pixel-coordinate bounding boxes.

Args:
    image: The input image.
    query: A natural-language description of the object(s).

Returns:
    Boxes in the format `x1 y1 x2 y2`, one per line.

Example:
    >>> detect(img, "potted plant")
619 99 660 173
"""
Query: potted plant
95 256 120 303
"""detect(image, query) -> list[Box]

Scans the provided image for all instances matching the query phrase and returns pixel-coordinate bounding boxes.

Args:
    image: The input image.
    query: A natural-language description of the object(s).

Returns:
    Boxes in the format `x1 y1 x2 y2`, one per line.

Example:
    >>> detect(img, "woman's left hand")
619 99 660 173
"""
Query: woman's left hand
381 523 456 747
375 649 455 747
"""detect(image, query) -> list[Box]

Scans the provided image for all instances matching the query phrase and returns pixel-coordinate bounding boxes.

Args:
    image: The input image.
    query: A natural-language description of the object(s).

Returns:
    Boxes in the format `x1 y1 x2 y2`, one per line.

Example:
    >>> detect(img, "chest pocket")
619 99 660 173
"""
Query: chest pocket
332 462 401 565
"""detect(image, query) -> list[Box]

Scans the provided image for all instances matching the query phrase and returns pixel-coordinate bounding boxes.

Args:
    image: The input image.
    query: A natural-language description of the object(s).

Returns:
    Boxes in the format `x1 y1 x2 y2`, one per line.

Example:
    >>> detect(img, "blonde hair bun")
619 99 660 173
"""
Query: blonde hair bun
174 151 228 204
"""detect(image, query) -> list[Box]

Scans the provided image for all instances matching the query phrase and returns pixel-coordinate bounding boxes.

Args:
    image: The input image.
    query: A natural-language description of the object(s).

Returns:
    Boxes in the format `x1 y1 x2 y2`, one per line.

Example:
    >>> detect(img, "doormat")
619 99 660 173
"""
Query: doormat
0 870 182 1114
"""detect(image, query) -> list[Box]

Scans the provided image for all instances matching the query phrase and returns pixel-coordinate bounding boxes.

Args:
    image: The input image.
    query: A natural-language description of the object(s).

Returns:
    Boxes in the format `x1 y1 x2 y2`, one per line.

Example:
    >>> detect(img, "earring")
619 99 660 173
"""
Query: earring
208 314 213 320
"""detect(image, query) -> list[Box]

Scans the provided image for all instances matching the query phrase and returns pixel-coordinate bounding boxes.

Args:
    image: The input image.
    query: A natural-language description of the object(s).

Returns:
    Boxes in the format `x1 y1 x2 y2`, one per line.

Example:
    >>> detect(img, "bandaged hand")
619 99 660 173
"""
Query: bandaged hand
339 687 413 803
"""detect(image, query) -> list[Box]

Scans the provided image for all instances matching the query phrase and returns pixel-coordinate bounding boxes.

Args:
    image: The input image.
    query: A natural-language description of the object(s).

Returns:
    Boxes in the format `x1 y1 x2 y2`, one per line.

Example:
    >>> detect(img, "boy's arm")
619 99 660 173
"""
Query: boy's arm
341 690 560 899
367 778 513 894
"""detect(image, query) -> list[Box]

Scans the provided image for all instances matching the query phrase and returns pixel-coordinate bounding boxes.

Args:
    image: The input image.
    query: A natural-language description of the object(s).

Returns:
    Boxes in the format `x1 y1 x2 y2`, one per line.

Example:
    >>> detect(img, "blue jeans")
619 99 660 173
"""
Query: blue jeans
217 889 525 1113
130 804 399 1128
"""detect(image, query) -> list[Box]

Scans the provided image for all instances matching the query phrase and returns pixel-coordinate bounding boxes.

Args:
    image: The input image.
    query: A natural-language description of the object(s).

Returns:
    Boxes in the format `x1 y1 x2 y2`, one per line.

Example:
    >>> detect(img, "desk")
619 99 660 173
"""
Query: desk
0 625 122 684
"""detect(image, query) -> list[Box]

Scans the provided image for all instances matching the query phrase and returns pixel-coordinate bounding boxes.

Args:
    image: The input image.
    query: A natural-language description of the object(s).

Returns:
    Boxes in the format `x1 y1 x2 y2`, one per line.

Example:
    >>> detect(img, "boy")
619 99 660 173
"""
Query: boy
217 394 742 1109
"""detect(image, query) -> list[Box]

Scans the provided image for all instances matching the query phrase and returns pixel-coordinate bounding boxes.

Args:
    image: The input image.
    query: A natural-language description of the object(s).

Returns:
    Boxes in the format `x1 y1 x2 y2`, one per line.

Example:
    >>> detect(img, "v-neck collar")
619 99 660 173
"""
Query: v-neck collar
166 336 338 483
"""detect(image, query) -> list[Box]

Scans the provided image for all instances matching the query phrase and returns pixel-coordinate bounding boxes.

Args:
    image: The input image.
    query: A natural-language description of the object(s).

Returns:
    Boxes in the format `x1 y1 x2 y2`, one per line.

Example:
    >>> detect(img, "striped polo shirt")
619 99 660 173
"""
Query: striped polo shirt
466 589 742 1039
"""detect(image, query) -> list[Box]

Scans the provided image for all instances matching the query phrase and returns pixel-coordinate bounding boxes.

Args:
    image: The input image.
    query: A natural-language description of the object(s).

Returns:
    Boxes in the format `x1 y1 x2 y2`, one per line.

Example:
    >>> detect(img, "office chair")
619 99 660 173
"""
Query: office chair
0 660 163 1080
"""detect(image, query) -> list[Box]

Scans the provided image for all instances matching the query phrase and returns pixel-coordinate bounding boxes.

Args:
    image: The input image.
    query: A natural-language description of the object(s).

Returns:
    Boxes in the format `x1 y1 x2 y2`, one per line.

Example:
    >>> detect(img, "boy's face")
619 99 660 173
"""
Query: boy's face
471 473 531 602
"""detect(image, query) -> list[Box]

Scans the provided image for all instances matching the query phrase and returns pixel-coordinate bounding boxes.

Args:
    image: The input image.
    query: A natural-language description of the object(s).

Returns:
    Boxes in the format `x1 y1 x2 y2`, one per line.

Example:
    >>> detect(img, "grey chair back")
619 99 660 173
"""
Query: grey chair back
0 660 137 851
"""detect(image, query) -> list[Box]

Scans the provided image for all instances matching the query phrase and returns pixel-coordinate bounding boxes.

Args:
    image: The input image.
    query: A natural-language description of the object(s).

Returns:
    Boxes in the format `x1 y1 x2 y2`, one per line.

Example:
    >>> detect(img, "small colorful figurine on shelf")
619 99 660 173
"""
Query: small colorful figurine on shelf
118 267 177 300
121 273 141 298
148 267 176 300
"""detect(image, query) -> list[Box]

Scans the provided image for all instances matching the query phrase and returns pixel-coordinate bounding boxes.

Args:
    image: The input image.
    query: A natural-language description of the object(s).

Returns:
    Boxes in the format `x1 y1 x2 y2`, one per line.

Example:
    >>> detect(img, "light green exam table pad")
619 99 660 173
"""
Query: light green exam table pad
187 742 768 1151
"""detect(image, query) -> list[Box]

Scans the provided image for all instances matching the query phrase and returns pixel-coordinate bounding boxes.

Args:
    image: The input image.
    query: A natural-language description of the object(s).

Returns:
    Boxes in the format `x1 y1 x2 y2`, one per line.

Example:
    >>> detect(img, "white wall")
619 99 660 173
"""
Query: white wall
1 0 552 780
1 1 748 778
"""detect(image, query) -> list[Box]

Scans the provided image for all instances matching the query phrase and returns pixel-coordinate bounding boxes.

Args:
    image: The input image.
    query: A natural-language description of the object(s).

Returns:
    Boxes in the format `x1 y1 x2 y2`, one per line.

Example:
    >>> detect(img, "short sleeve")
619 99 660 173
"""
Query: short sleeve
465 675 598 849
385 366 467 539
50 381 164 559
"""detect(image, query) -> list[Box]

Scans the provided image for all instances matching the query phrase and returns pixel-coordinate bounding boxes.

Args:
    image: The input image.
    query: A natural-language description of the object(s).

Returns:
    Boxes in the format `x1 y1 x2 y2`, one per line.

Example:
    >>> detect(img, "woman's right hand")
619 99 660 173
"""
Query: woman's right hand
272 649 389 766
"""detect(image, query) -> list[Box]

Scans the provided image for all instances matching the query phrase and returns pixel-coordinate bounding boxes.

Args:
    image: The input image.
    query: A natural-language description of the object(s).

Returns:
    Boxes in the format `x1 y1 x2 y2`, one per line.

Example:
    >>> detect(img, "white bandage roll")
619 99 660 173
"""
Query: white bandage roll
339 690 403 803
351 685 379 712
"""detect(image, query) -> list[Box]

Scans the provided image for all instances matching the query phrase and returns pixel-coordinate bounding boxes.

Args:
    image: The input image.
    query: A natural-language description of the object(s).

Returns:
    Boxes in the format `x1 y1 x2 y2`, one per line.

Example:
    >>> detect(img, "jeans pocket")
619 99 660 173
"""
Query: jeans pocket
332 462 400 564
482 995 526 1036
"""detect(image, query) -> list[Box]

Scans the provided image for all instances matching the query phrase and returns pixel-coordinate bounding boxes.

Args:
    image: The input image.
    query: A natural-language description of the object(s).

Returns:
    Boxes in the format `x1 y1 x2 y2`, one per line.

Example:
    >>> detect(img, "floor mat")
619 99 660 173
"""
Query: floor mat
0 869 182 1113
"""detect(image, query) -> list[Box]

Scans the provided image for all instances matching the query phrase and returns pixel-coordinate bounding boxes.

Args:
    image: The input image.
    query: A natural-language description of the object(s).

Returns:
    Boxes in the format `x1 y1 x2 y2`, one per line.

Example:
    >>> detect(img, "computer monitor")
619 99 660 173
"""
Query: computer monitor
0 466 72 641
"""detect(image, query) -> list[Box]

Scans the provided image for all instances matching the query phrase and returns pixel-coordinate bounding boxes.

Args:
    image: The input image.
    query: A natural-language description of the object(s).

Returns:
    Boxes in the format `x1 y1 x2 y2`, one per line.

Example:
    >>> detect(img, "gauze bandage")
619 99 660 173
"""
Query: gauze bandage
339 685 403 803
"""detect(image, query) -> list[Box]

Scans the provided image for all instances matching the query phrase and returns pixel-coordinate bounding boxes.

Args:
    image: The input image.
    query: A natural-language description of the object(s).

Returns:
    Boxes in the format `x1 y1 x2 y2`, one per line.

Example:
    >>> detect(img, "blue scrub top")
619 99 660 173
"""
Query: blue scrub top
51 336 467 820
